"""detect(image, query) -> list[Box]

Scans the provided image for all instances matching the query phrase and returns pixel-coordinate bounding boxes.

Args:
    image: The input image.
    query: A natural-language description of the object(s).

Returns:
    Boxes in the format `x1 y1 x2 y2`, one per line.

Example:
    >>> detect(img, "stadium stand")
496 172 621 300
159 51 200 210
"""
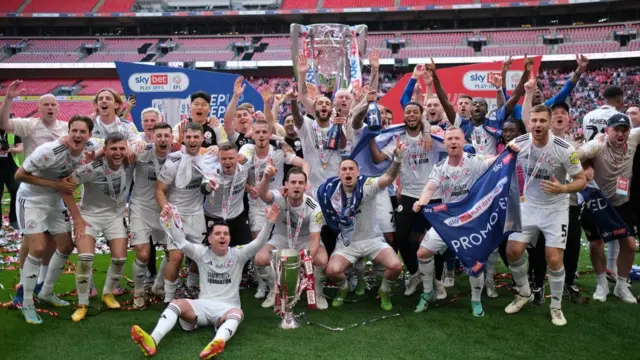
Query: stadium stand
406 32 473 47
0 79 77 95
160 51 236 62
0 0 24 13
280 0 317 9
96 0 137 12
81 52 148 63
6 102 38 118
481 30 547 45
403 0 472 4
22 0 97 13
76 79 124 95
398 47 474 58
556 41 620 54
323 0 394 7
2 53 83 63
557 25 623 42
177 38 244 51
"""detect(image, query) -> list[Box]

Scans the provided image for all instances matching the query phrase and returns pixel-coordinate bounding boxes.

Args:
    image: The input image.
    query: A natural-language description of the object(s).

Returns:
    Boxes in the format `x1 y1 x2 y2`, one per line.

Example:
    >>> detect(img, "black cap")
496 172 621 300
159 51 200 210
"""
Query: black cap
607 113 631 128
550 100 570 112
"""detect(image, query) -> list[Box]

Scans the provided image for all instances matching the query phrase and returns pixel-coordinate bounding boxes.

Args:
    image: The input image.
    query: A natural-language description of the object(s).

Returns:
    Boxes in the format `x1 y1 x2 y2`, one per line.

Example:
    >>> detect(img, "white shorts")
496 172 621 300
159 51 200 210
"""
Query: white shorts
83 213 127 241
249 198 268 233
168 212 206 251
267 234 323 251
420 228 448 254
331 237 390 264
375 192 395 234
129 205 166 247
179 299 240 331
17 195 70 235
508 204 568 249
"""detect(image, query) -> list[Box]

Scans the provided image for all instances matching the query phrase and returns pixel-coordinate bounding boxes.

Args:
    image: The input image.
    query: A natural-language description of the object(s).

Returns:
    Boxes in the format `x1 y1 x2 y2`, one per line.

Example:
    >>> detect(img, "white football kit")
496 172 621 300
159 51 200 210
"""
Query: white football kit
202 162 250 221
508 133 583 249
295 116 342 195
129 144 167 246
91 116 142 143
420 153 490 253
72 159 134 240
330 177 392 264
163 210 271 329
16 140 89 235
265 191 324 251
157 152 209 246
582 105 620 141
240 144 296 232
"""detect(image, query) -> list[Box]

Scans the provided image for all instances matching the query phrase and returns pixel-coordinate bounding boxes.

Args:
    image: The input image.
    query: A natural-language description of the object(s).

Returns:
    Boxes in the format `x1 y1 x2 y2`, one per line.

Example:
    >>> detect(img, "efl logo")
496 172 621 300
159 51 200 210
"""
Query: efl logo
151 74 168 85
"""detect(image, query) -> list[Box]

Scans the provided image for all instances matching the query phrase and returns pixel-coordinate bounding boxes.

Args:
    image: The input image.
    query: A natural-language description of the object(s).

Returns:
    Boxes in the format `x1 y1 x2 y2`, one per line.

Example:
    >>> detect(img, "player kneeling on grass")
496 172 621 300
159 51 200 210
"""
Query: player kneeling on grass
253 166 328 309
319 138 405 311
69 132 134 322
131 203 279 359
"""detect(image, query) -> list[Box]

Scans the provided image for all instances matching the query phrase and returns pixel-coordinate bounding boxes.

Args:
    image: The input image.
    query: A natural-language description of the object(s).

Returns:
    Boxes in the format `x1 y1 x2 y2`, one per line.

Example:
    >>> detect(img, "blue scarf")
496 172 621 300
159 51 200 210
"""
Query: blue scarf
317 175 367 246
579 181 631 242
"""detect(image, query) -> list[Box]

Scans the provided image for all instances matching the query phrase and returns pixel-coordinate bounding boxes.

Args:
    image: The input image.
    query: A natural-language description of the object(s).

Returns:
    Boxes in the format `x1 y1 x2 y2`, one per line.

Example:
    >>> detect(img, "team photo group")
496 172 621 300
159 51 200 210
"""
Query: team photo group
2 45 640 359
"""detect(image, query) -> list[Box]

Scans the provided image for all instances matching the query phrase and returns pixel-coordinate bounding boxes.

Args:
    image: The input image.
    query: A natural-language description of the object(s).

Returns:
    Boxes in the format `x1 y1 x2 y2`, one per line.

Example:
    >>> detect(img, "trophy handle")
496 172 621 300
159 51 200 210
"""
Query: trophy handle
290 23 303 82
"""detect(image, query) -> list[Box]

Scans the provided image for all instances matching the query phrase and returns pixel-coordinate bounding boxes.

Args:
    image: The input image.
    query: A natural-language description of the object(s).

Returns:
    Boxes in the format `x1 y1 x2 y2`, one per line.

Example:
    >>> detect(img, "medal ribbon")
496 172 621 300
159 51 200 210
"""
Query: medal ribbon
285 197 306 250
524 150 546 192
221 166 240 220
404 132 423 178
313 121 330 168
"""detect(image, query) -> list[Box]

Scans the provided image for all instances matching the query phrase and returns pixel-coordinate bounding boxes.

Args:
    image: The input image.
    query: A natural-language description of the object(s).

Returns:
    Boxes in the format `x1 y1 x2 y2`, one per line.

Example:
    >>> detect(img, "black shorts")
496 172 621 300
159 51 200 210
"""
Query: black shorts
395 195 441 233
205 212 252 247
583 201 639 241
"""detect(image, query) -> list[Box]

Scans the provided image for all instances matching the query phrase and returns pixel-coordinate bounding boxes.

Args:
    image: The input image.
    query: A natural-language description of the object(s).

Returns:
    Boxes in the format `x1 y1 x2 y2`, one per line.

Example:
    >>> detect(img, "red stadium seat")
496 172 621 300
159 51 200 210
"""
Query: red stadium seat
323 0 394 8
2 53 83 63
81 52 148 63
5 102 38 118
177 38 245 51
406 32 473 47
96 0 136 12
23 0 98 13
281 0 317 9
0 0 25 13
77 79 124 95
160 52 236 62
402 0 473 4
556 41 620 54
480 45 550 56
0 79 77 96
398 47 474 58
481 30 547 45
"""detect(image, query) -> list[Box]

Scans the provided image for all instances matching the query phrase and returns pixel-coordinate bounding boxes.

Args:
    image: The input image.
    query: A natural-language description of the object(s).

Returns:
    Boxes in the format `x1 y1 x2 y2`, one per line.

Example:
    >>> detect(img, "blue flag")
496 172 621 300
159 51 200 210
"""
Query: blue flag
115 62 263 130
350 125 474 177
421 149 521 276
579 181 631 242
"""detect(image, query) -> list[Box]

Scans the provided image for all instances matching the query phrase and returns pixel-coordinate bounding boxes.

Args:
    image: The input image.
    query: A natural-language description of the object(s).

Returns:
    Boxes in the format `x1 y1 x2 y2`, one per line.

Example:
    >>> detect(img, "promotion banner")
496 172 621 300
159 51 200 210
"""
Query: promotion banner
115 62 263 129
379 56 542 124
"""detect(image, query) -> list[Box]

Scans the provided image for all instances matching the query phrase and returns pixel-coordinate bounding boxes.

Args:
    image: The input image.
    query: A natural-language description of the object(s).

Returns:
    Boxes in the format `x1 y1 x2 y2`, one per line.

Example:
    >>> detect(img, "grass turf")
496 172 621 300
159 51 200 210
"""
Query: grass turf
1 246 639 360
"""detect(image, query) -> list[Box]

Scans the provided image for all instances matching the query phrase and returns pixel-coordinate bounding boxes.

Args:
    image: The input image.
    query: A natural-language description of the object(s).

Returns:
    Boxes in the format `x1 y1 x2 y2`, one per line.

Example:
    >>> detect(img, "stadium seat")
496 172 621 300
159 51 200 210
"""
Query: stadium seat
22 0 98 13
402 0 472 4
81 52 148 63
323 0 394 8
56 102 98 121
261 37 291 50
627 40 640 51
0 79 77 95
280 0 317 9
2 53 83 63
406 32 473 47
160 51 236 62
177 38 244 51
4 102 38 118
556 41 620 54
481 30 547 45
96 0 137 12
77 79 124 95
251 51 291 61
481 44 550 56
557 26 622 43
26 39 90 52
101 39 159 51
0 0 25 13
398 47 474 58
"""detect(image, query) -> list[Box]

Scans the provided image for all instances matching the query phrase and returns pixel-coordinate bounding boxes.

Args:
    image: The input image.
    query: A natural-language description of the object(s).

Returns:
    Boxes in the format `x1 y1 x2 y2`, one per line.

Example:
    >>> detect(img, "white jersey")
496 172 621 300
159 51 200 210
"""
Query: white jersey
429 153 489 203
157 152 206 216
12 117 68 158
73 159 134 217
470 125 499 156
329 177 383 242
203 162 250 220
514 133 583 209
92 116 142 143
580 128 640 206
239 144 296 189
19 140 86 206
267 191 323 248
295 116 342 192
130 144 166 213
382 131 442 199
582 105 620 141
164 212 271 307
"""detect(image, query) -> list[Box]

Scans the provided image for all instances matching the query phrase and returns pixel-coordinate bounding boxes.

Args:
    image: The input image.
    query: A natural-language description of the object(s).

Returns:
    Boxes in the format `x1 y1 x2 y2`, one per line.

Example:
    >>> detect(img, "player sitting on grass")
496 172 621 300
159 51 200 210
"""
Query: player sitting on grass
130 202 279 359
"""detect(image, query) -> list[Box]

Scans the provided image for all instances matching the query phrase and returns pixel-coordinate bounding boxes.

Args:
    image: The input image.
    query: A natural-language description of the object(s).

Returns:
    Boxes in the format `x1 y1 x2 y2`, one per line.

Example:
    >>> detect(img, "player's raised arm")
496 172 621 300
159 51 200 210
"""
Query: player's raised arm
238 203 280 261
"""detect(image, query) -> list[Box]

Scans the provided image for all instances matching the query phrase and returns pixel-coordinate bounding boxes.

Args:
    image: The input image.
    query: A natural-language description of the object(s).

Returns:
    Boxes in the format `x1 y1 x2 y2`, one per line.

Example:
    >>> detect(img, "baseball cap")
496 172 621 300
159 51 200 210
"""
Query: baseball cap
607 113 631 128
550 101 570 112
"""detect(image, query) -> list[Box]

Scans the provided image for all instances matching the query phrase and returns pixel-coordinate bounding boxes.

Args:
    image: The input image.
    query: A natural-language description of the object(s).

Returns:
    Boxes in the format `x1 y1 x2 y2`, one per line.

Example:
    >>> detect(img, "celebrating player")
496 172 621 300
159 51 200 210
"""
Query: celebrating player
412 126 508 317
128 122 174 308
13 115 96 323
505 104 586 326
578 113 640 303
130 203 279 360
69 132 135 321
156 122 211 303
319 138 405 310
254 166 328 309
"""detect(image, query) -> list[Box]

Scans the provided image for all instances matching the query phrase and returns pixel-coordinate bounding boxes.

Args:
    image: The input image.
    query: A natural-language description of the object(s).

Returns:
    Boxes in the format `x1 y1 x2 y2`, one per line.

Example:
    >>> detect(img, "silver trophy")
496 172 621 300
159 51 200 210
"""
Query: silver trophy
271 249 302 329
290 23 368 97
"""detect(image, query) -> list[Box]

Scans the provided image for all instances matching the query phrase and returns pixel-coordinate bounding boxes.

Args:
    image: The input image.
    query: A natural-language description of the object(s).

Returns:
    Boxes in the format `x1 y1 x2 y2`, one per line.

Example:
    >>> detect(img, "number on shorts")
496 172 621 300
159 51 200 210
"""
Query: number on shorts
561 224 567 239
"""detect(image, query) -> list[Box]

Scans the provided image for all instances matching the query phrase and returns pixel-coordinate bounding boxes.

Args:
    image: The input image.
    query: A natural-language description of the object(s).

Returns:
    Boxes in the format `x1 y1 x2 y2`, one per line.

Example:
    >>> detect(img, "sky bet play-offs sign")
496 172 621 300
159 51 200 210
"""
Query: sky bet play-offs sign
115 62 263 130
462 70 525 91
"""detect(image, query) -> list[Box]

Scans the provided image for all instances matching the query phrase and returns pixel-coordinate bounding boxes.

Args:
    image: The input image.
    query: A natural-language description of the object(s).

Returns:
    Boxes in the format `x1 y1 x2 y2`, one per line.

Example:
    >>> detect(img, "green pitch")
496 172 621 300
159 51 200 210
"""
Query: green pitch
1 248 639 360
